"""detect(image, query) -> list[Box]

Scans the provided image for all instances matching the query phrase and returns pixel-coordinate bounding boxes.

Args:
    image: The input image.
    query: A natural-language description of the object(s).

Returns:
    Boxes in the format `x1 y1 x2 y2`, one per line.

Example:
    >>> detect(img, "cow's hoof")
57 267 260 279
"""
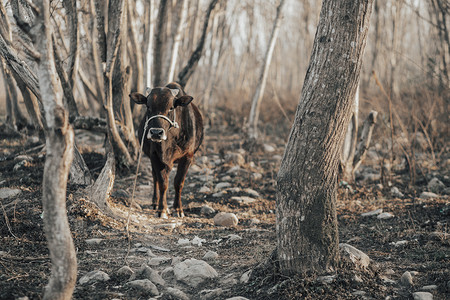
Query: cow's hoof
158 211 169 219
172 210 185 218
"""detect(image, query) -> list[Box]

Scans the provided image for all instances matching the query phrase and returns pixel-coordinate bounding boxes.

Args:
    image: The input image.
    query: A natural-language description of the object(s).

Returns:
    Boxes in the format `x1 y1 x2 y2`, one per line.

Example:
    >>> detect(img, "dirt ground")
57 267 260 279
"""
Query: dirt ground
0 123 449 300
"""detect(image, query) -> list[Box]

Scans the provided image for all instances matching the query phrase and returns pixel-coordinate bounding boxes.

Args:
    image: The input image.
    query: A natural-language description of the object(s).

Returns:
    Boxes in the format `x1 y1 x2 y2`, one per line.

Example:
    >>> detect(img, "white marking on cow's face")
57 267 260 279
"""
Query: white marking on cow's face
169 89 179 97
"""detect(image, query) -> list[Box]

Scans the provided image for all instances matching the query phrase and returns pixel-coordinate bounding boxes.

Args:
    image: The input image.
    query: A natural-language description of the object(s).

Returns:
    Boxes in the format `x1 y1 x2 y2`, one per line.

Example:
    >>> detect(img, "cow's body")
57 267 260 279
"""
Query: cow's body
131 82 203 218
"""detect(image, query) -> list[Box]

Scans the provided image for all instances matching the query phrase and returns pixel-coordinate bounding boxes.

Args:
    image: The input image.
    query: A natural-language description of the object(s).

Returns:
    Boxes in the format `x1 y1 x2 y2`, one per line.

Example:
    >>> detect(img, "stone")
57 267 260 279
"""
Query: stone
401 271 413 287
225 153 245 166
214 212 239 227
161 267 175 280
178 238 191 246
141 265 165 286
85 238 103 245
361 208 383 217
390 240 408 247
251 173 262 181
263 144 276 152
316 275 336 284
148 256 171 266
149 244 170 252
420 285 437 291
125 279 159 296
244 188 259 197
199 186 211 193
198 288 223 300
225 297 249 300
201 205 215 215
419 192 438 199
173 258 218 287
249 218 260 226
240 270 252 283
215 182 232 191
352 291 366 296
391 186 404 198
191 236 206 246
116 266 134 277
231 196 257 205
79 270 110 285
0 188 21 199
227 166 241 175
339 243 370 269
377 212 394 219
203 251 219 260
166 287 190 300
427 177 445 193
412 292 433 300
227 234 242 241
14 155 33 162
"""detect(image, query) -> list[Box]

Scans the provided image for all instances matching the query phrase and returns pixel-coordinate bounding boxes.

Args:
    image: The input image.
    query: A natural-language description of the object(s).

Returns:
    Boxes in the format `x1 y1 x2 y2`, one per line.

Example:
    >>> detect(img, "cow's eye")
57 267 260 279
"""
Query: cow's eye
169 107 174 112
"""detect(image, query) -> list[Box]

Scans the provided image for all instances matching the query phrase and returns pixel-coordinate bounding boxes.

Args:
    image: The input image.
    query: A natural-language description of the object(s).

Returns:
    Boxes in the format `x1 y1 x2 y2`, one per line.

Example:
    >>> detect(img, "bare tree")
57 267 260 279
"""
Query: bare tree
167 0 188 82
276 0 374 275
246 0 286 140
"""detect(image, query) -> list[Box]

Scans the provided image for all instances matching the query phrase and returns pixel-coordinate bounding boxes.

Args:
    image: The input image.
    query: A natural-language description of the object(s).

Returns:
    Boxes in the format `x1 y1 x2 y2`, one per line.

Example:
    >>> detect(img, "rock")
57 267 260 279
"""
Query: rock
203 251 218 260
225 297 250 300
141 266 165 286
215 182 232 191
161 267 175 280
377 212 394 219
116 266 134 277
178 238 191 246
401 271 413 287
240 270 252 283
85 238 103 245
149 244 170 252
419 192 438 199
420 285 437 291
272 154 283 161
244 188 259 197
227 166 241 175
353 274 363 283
173 258 218 287
390 240 408 247
227 234 242 241
214 212 239 227
14 155 33 162
199 186 211 193
125 279 159 296
231 196 257 205
148 256 171 266
166 287 190 300
225 153 245 166
339 243 370 269
249 218 260 226
361 208 383 217
191 236 206 246
212 192 225 198
352 291 366 296
263 144 276 152
391 187 404 198
172 257 182 265
0 188 21 199
316 275 336 284
198 288 223 300
79 270 110 285
412 292 433 300
221 175 232 181
427 178 445 193
201 205 215 215
220 274 238 286
251 173 262 181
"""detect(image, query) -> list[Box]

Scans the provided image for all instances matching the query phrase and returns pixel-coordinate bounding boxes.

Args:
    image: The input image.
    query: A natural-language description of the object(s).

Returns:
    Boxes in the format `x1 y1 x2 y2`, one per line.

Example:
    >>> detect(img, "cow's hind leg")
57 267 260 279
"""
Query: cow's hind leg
173 156 193 217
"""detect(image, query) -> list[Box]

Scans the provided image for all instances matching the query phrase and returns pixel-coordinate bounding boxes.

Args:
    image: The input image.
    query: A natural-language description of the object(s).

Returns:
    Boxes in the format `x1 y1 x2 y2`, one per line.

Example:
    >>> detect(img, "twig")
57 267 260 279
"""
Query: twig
1 201 18 239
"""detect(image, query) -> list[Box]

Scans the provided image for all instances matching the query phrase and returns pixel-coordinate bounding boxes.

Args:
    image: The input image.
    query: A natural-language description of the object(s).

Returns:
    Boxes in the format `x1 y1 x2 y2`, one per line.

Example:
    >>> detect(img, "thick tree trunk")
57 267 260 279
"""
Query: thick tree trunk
32 1 77 299
153 0 169 87
276 0 374 275
246 0 286 140
167 0 188 82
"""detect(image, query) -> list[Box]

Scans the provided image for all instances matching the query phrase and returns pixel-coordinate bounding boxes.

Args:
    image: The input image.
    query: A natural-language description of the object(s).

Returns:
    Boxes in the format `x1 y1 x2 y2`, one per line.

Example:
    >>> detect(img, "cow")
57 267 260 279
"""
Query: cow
129 82 203 218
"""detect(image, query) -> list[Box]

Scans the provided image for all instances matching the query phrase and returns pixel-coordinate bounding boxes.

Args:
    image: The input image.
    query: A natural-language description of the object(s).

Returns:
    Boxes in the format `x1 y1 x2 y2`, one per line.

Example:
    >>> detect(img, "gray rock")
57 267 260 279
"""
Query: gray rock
225 297 250 300
14 155 33 162
419 192 438 199
79 270 110 285
215 182 232 191
203 251 219 260
240 270 252 283
377 212 394 219
249 218 260 226
339 243 370 269
231 196 257 205
244 188 260 197
161 267 175 280
227 234 242 241
141 265 165 286
401 271 413 287
352 291 366 296
201 205 215 215
166 287 190 300
263 144 276 152
316 275 336 284
420 285 437 291
199 186 211 193
251 173 262 181
391 187 404 198
225 153 245 166
148 256 171 266
361 208 383 217
178 238 191 246
198 288 223 300
214 212 239 227
173 258 218 287
0 188 21 199
149 244 171 252
116 266 134 277
427 178 445 193
125 279 159 296
412 292 433 300
85 238 103 245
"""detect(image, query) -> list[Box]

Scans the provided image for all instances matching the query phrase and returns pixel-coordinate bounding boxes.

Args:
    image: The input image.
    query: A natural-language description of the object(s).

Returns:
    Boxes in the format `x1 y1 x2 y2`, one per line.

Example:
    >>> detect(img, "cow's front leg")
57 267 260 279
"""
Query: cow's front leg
173 156 193 217
151 167 159 210
156 167 170 219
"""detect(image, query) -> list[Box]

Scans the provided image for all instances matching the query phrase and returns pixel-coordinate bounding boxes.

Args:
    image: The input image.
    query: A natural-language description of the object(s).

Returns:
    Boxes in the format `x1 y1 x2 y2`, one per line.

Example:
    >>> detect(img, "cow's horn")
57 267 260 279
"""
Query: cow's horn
170 89 179 97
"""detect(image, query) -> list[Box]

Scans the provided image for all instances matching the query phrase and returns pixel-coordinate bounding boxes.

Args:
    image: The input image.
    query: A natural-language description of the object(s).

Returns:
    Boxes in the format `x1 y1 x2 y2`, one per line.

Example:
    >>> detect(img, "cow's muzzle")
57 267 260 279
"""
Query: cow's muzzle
148 128 167 142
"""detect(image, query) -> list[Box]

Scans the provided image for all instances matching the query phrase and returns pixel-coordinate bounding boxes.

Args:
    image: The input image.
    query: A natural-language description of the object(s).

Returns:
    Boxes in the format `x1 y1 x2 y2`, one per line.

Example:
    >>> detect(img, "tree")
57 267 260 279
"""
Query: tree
276 0 374 275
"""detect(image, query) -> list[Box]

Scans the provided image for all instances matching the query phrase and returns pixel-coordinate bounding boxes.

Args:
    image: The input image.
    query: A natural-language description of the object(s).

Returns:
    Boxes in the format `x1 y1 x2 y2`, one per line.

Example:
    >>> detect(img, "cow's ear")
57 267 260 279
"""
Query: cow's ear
129 92 147 105
174 95 193 107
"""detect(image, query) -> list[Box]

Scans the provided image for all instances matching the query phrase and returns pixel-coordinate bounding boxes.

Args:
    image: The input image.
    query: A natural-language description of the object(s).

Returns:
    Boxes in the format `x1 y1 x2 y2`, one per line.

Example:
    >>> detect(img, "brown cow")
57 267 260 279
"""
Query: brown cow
130 82 203 218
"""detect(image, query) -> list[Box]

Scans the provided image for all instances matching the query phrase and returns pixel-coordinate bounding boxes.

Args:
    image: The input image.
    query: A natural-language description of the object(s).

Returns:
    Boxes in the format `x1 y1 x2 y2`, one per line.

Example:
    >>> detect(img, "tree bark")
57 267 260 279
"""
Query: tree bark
32 1 77 299
153 0 169 87
246 0 286 140
276 0 374 275
167 0 188 82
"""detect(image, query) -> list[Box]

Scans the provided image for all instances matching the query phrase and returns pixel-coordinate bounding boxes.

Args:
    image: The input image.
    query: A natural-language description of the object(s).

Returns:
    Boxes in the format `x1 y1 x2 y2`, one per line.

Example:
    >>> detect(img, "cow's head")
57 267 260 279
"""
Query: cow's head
130 86 193 142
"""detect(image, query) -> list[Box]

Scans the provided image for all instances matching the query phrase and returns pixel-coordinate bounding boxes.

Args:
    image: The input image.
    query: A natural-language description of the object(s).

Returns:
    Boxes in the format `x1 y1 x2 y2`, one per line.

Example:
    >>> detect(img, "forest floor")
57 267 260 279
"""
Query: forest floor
0 123 449 300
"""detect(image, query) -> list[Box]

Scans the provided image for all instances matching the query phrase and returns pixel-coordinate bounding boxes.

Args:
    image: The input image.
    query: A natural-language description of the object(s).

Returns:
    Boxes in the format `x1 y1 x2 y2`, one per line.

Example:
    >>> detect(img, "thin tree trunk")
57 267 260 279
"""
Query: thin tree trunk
33 1 77 299
146 0 156 88
153 0 169 87
167 0 188 82
276 0 374 275
341 85 359 182
246 0 286 140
